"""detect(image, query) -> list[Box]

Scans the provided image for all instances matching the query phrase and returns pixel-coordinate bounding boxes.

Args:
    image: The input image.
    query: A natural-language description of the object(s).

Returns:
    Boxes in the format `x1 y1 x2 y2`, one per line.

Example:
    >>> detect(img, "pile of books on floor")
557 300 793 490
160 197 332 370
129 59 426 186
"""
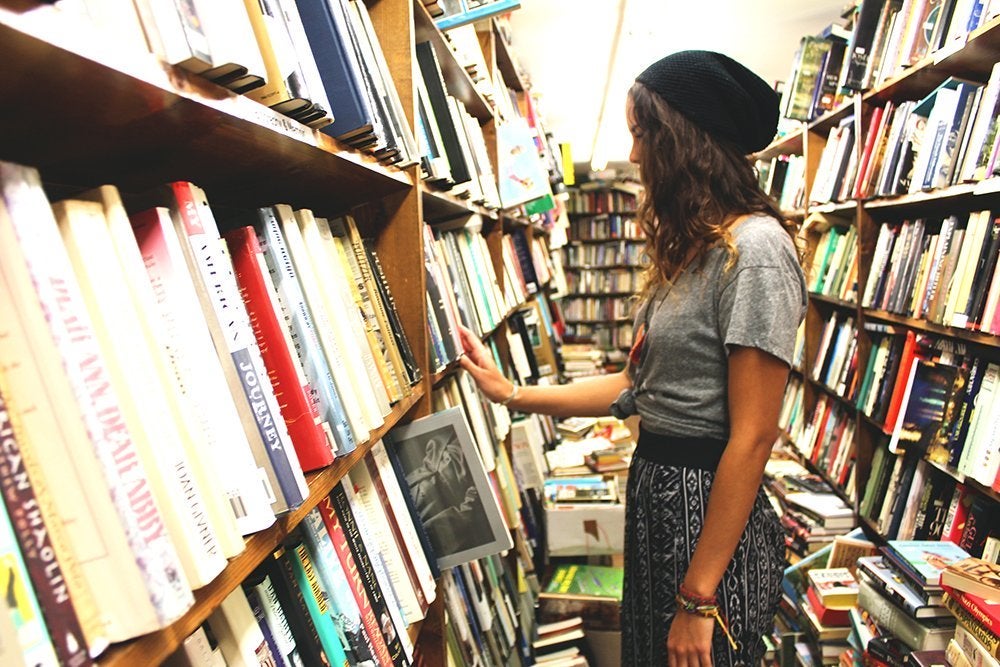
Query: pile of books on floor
773 535 1000 667
765 457 856 561
535 563 625 667
560 344 606 380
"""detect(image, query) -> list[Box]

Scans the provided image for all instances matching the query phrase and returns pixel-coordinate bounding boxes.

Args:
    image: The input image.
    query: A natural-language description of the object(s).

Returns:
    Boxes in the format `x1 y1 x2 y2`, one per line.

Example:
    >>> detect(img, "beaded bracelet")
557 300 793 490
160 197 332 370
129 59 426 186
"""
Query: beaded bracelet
675 587 739 651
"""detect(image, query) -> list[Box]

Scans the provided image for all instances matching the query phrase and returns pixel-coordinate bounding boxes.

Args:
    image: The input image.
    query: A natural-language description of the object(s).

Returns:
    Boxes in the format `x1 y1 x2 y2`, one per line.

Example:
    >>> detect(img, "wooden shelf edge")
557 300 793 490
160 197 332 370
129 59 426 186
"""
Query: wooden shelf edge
566 237 645 244
809 292 859 310
97 389 424 667
492 21 526 92
756 128 805 161
566 210 638 217
412 0 493 122
421 186 497 222
862 309 1000 346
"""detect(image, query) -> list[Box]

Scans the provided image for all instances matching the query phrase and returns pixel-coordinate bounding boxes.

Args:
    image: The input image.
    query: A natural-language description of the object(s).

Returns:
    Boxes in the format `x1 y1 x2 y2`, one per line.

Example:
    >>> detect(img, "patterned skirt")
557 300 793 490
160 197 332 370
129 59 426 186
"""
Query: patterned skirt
621 455 785 666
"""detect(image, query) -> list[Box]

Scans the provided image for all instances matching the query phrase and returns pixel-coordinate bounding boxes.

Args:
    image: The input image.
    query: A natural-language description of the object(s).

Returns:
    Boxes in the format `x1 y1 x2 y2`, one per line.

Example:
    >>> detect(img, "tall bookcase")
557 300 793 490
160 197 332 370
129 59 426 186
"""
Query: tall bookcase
0 1 561 664
561 184 644 369
760 15 1000 549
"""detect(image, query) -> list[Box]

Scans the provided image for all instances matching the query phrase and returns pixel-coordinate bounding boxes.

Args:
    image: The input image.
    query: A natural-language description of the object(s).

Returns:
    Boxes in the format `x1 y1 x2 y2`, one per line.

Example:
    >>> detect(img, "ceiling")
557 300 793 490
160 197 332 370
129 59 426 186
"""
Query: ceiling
505 0 850 169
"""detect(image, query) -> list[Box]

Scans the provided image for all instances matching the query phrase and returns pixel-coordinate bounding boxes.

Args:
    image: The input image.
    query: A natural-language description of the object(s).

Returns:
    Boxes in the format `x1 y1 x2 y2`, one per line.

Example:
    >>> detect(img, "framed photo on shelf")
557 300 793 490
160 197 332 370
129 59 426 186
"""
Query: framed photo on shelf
386 406 513 570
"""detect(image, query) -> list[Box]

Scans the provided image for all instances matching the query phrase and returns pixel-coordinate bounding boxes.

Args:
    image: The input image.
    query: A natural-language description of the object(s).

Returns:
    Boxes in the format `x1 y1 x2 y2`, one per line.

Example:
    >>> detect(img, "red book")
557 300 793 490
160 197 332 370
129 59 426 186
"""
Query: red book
806 585 851 627
853 105 885 199
883 330 918 435
942 584 1000 635
223 226 333 471
315 496 393 667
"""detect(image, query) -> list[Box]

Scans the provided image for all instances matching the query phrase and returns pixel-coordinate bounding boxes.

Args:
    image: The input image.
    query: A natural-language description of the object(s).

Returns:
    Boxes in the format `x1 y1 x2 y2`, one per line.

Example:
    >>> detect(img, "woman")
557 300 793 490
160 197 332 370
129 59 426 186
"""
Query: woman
460 50 806 666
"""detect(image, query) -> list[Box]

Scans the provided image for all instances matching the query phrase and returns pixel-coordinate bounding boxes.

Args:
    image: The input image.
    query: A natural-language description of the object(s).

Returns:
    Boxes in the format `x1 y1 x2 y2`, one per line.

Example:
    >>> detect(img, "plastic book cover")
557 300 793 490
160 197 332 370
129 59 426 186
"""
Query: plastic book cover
543 564 623 600
885 540 972 585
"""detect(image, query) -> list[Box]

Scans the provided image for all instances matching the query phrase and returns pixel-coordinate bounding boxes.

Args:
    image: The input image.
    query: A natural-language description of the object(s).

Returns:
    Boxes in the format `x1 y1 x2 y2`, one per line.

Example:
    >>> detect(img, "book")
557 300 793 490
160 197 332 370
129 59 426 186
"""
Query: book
943 558 1000 600
287 540 350 666
0 380 93 665
78 185 244 557
206 587 276 667
260 546 330 667
0 162 193 637
858 579 955 651
54 199 227 591
223 225 335 472
857 556 951 619
884 540 973 587
384 406 513 570
321 488 408 666
253 206 357 458
299 508 384 666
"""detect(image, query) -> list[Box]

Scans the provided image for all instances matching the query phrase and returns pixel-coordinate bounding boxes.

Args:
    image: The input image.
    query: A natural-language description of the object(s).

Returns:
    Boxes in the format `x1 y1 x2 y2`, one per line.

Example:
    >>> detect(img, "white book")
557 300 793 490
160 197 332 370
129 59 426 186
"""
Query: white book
274 205 369 439
170 184 308 510
367 442 437 604
0 162 192 632
274 0 333 116
55 199 226 589
339 479 415 661
254 208 358 456
251 576 301 667
959 363 1000 475
130 207 277 535
164 625 227 667
969 364 1000 486
82 186 244 558
131 0 214 72
207 587 275 667
305 213 392 418
347 463 425 625
945 211 990 325
196 0 267 82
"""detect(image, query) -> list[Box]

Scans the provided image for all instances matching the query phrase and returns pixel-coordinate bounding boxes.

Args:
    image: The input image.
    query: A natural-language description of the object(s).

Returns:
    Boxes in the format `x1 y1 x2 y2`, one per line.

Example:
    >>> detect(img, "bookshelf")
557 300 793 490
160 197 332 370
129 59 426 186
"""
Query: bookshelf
560 186 643 364
764 5 1000 565
0 1 566 665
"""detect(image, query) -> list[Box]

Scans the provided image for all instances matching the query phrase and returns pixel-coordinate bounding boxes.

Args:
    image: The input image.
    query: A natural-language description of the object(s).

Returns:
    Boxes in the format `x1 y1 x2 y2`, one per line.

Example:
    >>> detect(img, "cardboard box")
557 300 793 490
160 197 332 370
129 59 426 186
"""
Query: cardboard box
544 501 625 556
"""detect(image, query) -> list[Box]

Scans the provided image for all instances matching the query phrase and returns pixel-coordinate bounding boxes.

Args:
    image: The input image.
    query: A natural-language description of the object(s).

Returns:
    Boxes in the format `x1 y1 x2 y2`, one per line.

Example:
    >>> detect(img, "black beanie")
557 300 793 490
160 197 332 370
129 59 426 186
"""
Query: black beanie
635 50 779 155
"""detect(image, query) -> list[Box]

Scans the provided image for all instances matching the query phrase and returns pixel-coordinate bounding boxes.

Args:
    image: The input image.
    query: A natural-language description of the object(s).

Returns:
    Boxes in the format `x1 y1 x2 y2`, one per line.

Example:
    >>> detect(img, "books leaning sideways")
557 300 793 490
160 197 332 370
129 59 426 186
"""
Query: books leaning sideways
538 564 623 631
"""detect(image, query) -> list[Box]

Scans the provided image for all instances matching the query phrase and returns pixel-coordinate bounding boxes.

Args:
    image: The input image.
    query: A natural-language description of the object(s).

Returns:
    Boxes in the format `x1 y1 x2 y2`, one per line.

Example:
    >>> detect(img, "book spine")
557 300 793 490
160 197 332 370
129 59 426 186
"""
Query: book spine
858 580 940 651
254 207 357 456
264 547 330 667
301 507 388 667
171 183 307 509
0 386 91 666
250 576 302 667
320 491 408 666
129 207 277 534
945 587 1000 635
0 163 192 625
287 542 350 666
224 226 334 472
945 594 1000 658
242 582 286 667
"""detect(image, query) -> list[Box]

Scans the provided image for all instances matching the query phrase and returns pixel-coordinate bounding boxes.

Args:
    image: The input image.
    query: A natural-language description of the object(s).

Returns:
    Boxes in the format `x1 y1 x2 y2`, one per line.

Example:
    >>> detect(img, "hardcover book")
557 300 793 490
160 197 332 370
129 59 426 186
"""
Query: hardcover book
385 406 513 570
942 558 1000 601
884 540 973 586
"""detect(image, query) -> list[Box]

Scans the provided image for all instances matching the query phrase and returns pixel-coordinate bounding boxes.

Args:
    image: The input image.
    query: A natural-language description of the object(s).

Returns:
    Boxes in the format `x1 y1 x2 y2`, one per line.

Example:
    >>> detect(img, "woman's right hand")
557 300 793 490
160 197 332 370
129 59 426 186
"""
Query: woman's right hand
457 325 515 403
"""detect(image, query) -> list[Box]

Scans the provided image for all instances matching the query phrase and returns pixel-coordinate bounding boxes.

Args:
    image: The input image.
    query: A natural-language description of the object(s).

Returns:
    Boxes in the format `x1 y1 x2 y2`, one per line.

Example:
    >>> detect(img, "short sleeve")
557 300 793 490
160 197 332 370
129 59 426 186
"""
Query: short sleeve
717 262 805 365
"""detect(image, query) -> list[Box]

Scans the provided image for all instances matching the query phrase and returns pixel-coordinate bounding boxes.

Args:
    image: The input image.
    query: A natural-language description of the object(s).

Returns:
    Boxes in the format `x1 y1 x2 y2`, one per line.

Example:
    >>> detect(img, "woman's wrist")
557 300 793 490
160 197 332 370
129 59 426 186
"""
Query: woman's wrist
498 382 519 407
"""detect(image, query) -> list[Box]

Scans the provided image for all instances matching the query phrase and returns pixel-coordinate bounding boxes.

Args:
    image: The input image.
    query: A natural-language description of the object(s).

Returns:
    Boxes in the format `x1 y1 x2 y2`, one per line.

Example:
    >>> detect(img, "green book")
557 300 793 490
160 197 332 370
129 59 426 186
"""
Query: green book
544 564 623 600
288 540 350 667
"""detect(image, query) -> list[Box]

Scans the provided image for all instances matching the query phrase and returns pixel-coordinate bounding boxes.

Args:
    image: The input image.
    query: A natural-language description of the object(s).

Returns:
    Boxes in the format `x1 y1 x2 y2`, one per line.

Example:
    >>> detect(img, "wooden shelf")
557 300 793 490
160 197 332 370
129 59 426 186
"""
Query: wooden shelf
421 187 497 222
566 237 644 244
0 12 411 215
431 358 462 386
413 0 492 123
862 178 1000 213
565 291 635 297
809 292 858 311
564 318 631 325
808 200 858 216
564 263 644 271
97 390 424 666
808 378 858 412
567 210 637 217
807 97 856 136
863 15 1000 106
493 22 526 92
756 128 805 161
863 309 1000 347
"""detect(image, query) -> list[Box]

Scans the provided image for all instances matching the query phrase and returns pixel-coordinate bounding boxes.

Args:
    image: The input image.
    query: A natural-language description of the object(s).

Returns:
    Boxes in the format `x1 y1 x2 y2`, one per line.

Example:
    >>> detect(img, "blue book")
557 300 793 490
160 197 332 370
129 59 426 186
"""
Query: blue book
294 0 376 142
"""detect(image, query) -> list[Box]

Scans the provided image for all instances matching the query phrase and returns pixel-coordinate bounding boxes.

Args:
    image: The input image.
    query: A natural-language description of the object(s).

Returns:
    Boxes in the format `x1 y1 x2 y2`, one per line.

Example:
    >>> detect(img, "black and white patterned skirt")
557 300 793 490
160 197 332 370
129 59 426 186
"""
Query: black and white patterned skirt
621 455 785 666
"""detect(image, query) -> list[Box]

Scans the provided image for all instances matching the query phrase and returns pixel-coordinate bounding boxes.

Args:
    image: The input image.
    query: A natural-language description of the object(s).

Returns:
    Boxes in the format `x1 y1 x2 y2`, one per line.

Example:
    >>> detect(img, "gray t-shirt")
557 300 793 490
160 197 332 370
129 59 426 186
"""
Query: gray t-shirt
623 215 807 440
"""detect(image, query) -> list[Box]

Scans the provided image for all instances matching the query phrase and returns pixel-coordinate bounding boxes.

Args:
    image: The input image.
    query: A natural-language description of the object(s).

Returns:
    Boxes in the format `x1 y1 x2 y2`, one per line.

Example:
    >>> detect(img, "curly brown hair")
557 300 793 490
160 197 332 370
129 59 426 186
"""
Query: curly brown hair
628 81 798 296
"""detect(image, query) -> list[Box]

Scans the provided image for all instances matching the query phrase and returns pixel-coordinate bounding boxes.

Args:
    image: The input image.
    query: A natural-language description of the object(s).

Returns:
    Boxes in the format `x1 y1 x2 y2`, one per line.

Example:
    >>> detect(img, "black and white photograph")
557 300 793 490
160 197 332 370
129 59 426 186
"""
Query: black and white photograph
386 406 512 570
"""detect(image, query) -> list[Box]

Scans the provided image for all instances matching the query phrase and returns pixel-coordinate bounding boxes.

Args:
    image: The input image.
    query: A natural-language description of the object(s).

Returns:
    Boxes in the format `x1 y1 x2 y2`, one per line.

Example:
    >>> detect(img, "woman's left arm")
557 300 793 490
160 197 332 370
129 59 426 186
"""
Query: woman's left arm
667 345 788 667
